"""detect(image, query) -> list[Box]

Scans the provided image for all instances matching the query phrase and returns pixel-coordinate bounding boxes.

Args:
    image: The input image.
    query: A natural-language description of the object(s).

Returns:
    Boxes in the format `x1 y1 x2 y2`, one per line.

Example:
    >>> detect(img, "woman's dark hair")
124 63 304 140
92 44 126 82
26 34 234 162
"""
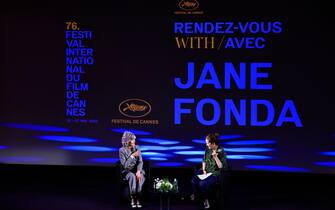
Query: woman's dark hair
206 133 220 145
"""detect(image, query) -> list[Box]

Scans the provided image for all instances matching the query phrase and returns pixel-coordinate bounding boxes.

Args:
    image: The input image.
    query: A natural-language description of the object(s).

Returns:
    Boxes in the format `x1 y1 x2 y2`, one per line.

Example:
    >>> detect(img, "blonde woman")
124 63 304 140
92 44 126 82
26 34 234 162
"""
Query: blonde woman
119 131 145 208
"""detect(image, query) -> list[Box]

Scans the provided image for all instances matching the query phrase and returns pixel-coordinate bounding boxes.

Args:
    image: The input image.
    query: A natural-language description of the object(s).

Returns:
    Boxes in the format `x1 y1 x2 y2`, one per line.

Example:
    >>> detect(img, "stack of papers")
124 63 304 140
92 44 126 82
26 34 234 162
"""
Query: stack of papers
197 173 212 180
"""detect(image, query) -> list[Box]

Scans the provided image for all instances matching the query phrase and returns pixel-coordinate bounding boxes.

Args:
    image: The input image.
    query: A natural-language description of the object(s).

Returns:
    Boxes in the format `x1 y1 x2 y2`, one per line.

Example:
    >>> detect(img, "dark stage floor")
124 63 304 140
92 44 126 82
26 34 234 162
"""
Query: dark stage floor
1 164 334 210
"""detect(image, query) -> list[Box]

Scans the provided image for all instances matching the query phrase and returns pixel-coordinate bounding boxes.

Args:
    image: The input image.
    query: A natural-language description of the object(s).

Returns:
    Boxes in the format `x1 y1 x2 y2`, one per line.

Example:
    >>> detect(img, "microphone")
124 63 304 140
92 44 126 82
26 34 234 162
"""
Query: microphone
131 145 138 154
130 145 139 160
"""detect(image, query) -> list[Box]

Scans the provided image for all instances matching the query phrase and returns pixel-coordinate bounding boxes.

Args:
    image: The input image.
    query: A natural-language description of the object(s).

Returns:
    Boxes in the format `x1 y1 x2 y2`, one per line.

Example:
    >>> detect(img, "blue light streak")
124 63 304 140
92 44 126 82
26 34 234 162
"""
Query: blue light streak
141 145 193 151
320 151 335 156
155 162 184 167
111 128 152 135
0 156 43 163
137 138 180 145
60 146 117 152
227 155 273 159
1 123 69 132
224 148 274 152
89 158 119 163
315 162 335 167
245 165 309 172
0 145 8 150
168 146 194 150
141 152 172 157
148 157 168 161
38 135 97 143
192 139 205 144
140 146 168 151
219 134 243 140
225 140 276 145
185 158 203 163
174 151 205 155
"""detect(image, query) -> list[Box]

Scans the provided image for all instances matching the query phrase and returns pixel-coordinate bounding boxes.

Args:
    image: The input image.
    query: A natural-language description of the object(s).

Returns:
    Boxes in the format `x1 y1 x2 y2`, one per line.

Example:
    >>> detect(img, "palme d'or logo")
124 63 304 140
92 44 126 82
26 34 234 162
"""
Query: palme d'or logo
179 0 199 11
119 99 152 118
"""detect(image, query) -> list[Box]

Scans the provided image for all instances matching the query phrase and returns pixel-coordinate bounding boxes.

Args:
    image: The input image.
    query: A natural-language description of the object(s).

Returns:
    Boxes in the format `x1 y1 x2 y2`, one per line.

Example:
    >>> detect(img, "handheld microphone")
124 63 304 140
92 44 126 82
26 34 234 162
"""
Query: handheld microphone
131 145 138 153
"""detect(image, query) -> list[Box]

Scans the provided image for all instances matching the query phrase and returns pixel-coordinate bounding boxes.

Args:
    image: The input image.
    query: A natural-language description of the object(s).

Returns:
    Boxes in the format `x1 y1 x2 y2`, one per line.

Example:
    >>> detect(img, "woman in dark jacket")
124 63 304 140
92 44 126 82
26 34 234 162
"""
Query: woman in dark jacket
191 133 228 209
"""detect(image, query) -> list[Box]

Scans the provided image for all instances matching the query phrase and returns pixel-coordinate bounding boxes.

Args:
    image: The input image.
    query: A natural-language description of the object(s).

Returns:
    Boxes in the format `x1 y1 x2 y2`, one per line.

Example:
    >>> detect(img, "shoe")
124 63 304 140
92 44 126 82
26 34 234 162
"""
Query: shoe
131 197 136 209
136 200 142 208
203 199 210 209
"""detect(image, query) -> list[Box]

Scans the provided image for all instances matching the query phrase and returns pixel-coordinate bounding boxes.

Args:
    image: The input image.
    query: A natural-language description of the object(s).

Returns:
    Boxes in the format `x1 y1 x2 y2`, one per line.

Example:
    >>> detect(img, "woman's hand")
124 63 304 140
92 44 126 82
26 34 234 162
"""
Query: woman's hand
131 151 140 158
136 170 142 181
212 150 218 158
212 150 223 168
203 170 207 175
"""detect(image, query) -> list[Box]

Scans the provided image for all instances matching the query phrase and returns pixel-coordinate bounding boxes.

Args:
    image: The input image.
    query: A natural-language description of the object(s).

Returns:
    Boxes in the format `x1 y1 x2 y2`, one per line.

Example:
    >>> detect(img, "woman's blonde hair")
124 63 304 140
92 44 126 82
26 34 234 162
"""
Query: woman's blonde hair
121 131 136 147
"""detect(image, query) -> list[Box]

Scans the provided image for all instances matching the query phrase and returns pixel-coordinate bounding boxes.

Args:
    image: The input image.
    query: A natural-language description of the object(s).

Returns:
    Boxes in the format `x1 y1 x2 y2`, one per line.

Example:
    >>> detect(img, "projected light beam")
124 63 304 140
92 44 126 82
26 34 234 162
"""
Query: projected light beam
90 158 119 163
227 155 273 159
320 151 335 156
141 152 172 157
1 123 69 132
0 156 44 163
148 157 168 161
315 162 335 167
185 158 203 163
155 162 184 167
225 148 274 152
140 146 167 151
192 139 206 144
137 138 180 145
225 140 276 145
141 145 193 151
169 146 194 150
245 165 309 172
60 146 117 152
219 134 243 140
38 135 97 143
174 151 205 155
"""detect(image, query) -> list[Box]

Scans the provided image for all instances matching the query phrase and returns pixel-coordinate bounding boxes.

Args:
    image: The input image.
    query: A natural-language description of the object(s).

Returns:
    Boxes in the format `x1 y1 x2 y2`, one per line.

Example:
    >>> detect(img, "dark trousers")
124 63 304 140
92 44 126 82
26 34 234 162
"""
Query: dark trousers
191 170 220 199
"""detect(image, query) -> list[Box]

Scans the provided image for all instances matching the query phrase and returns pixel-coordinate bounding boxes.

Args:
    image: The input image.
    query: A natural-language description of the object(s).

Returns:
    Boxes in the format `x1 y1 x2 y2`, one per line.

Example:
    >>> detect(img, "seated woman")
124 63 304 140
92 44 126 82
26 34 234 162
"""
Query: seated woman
119 131 145 208
191 133 228 209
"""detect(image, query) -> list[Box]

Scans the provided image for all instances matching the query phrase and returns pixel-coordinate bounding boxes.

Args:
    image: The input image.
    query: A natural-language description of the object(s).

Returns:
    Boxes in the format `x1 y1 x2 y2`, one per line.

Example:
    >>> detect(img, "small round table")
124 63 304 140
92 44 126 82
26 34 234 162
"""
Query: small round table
151 190 179 210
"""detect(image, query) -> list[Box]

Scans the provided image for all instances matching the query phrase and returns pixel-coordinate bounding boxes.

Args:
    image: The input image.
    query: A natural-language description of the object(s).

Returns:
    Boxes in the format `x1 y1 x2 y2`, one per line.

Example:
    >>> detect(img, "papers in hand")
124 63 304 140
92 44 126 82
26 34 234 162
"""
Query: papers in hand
197 173 212 180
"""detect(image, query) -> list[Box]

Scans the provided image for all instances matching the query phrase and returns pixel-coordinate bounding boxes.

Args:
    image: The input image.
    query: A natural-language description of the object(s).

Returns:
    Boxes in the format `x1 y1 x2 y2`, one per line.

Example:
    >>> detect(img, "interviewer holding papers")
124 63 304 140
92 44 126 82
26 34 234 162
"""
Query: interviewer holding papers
191 133 228 209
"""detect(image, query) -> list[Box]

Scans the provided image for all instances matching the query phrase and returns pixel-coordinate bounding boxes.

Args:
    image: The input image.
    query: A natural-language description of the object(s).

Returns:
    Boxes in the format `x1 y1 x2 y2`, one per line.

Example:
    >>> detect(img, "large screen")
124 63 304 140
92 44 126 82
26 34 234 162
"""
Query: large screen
1 1 334 173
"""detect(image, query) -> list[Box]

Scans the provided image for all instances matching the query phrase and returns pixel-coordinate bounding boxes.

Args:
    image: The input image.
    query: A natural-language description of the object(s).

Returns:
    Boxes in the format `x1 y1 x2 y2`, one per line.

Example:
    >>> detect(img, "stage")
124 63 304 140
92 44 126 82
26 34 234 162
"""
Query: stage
1 164 333 210
1 1 334 210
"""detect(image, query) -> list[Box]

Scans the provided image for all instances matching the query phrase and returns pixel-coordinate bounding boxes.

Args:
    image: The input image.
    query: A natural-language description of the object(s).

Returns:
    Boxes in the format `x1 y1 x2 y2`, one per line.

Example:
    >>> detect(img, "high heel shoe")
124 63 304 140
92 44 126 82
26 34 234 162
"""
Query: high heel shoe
136 199 142 208
203 199 210 209
130 196 136 209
